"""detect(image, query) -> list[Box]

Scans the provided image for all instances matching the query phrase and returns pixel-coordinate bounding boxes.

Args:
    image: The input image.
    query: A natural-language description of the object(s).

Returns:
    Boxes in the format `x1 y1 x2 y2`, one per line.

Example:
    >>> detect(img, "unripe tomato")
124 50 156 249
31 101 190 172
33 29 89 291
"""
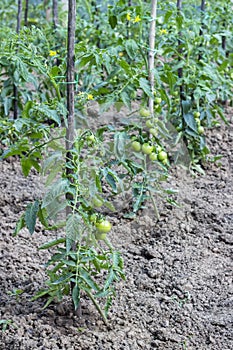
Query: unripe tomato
198 126 204 135
146 120 154 128
158 150 168 161
149 128 158 137
139 107 150 118
149 152 158 161
89 213 97 223
142 143 153 155
95 220 112 233
87 134 95 142
154 97 162 104
131 141 141 152
193 111 200 118
95 232 107 240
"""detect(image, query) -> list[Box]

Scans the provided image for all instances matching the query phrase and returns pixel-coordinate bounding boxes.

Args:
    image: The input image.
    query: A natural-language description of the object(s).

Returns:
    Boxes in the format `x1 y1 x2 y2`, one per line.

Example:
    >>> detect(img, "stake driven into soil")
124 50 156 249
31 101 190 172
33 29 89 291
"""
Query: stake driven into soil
13 0 23 120
66 0 77 314
148 0 157 116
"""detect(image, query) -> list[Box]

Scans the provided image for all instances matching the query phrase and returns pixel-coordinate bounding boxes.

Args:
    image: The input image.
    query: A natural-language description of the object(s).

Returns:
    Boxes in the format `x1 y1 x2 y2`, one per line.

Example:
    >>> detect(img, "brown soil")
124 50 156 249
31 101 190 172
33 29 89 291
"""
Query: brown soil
0 112 232 350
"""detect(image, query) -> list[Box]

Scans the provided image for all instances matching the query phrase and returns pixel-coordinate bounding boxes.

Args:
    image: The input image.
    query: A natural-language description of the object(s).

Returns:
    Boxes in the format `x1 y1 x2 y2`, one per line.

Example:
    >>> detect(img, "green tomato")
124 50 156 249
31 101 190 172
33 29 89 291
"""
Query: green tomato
90 213 97 223
92 196 103 208
149 152 158 161
87 134 95 142
149 128 158 137
198 126 204 135
193 111 200 118
154 97 162 104
139 107 150 118
131 141 141 152
173 91 179 96
146 120 154 128
158 150 168 161
95 232 107 241
142 143 154 155
95 220 112 233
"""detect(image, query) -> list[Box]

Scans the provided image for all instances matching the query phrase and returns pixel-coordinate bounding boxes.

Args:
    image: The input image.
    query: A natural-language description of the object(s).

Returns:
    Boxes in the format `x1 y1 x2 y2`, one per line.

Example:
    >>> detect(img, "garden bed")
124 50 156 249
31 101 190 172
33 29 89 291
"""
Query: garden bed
0 113 232 350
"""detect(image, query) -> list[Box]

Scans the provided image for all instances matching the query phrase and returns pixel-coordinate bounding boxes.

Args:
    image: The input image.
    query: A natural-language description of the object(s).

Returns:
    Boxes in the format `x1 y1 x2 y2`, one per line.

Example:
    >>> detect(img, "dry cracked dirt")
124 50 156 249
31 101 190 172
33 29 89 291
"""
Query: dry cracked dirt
0 110 232 350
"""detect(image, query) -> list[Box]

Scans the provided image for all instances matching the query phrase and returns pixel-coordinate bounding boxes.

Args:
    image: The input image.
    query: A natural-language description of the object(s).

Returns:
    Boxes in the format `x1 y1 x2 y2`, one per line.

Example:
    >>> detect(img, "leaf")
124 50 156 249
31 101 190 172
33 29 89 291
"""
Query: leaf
114 132 127 160
103 200 116 212
51 272 74 285
34 104 61 126
21 158 33 177
45 163 63 186
109 15 117 29
37 206 49 228
42 179 69 209
182 100 191 115
125 39 138 60
13 214 25 236
104 269 115 291
42 151 63 175
112 251 121 268
183 113 198 132
139 77 153 97
66 213 82 243
22 100 33 118
120 91 131 109
79 267 100 291
45 199 67 220
39 238 66 250
72 284 80 310
25 200 39 235
94 289 110 298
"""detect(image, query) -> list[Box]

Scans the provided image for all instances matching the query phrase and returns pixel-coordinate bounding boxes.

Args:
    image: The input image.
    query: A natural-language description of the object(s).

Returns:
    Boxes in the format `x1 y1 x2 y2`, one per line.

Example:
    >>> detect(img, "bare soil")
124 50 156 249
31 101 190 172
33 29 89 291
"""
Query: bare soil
0 112 232 350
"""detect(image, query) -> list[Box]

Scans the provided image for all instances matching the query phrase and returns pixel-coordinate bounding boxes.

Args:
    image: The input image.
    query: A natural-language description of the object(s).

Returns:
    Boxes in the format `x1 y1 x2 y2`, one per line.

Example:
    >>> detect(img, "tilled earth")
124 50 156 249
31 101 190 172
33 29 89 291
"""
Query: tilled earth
0 115 232 350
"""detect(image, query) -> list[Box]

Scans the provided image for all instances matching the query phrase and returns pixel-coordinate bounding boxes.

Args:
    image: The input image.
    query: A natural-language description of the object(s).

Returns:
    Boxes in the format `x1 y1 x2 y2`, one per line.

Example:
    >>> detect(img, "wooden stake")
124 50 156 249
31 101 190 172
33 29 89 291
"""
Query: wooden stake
148 0 157 116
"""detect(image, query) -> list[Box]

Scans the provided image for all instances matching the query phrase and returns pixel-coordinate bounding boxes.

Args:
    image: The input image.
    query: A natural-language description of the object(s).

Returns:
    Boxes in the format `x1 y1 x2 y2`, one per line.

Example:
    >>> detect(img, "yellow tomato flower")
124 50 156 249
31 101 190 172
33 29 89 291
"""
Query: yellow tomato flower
87 94 94 100
126 13 131 21
133 15 141 23
118 52 124 57
159 29 168 35
49 50 57 56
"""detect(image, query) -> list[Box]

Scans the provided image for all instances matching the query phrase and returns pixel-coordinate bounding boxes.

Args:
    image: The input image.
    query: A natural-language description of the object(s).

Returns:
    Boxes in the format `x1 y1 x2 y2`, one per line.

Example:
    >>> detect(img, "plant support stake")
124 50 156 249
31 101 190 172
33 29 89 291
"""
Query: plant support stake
13 0 22 119
66 0 78 314
53 0 58 29
148 0 157 116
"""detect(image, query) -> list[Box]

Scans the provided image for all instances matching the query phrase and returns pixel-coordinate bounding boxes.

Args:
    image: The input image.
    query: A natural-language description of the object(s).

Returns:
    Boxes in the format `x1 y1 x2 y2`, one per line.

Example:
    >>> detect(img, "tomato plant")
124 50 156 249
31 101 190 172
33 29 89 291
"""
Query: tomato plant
0 0 231 325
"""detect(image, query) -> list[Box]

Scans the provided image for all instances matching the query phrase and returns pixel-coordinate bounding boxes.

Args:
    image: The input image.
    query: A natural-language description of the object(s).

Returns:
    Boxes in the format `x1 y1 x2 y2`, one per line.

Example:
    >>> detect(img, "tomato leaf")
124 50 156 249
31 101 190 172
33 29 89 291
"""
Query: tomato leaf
25 200 39 235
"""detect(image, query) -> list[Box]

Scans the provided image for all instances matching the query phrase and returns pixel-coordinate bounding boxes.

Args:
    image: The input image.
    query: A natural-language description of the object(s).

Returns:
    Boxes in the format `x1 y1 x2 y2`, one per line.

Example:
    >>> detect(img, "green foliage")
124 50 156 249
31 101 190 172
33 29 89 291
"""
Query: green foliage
1 0 232 323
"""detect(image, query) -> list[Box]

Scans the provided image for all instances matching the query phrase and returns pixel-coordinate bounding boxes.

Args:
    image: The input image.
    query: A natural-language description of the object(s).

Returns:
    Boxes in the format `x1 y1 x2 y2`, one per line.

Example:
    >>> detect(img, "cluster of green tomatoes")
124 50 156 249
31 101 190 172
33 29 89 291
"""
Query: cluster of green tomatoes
193 111 204 135
131 104 168 165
